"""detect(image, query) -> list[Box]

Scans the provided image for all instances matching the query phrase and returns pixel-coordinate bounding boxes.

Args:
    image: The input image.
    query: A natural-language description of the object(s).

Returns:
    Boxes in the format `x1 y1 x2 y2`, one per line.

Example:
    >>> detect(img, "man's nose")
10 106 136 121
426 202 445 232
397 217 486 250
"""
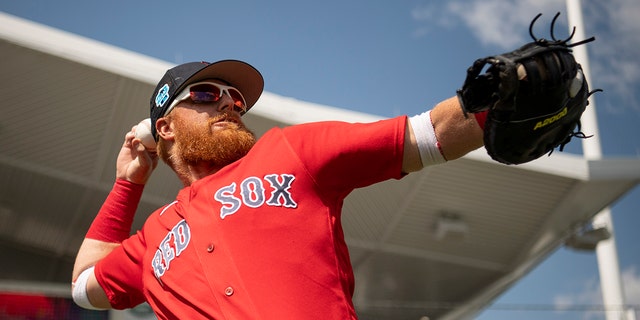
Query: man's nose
216 93 236 112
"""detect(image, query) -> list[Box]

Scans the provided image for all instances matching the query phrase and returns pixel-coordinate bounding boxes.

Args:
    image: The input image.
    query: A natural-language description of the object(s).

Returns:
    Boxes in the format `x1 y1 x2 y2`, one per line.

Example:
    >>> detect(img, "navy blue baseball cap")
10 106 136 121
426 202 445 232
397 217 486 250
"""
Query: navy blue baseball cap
149 60 264 140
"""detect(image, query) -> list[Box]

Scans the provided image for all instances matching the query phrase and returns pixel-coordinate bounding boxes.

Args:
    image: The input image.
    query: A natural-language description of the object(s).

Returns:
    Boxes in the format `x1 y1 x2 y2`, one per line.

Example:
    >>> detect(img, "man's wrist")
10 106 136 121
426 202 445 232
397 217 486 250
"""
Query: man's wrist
84 179 144 243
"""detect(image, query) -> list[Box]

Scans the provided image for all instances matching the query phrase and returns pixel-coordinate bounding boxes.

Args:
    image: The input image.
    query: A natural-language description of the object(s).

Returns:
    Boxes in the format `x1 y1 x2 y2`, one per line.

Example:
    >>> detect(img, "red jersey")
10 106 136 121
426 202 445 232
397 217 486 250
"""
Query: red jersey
95 116 407 319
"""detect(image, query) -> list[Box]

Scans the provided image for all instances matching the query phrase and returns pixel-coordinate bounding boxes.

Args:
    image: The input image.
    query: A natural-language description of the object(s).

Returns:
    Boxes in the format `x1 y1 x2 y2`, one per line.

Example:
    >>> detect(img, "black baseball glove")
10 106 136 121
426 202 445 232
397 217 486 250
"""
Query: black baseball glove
456 12 600 165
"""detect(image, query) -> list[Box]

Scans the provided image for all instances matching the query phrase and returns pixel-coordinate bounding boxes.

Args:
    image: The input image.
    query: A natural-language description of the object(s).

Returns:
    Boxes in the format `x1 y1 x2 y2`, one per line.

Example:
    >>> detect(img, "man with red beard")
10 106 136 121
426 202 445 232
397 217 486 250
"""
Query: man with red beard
71 60 484 319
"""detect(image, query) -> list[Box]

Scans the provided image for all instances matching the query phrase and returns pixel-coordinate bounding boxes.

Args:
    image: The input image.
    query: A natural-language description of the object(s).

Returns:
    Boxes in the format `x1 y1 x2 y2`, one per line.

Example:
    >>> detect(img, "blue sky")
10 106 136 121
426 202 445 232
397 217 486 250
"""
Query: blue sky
1 0 638 318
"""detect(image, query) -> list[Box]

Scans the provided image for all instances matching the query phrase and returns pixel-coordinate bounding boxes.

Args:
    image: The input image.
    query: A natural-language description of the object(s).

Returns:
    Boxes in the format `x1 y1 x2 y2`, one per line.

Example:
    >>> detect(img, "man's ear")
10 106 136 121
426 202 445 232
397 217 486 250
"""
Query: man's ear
156 118 175 141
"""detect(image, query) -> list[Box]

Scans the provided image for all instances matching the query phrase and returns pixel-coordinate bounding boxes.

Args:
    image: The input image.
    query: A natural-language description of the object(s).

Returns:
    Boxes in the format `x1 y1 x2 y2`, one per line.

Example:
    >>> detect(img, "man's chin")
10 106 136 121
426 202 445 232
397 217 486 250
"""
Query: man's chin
178 130 255 166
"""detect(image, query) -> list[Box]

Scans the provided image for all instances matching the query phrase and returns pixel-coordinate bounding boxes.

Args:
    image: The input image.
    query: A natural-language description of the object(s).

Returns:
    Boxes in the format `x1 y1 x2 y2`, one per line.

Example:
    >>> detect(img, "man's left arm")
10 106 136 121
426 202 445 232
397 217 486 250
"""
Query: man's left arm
402 96 484 173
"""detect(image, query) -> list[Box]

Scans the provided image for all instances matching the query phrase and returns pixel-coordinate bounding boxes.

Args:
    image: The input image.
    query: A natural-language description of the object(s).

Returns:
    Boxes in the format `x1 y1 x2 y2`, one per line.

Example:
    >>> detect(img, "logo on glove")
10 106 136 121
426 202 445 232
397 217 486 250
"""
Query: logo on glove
533 107 568 131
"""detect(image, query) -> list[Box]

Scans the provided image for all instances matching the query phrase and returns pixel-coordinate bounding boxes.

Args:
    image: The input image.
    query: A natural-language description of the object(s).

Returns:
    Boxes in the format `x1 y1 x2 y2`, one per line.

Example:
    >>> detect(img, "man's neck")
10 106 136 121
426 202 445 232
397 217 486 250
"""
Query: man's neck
176 161 222 186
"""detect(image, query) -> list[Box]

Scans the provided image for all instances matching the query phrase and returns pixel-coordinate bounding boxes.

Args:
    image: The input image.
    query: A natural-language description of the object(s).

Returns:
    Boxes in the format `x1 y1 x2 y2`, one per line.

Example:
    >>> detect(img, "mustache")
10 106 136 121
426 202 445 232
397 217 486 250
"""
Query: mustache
209 112 242 125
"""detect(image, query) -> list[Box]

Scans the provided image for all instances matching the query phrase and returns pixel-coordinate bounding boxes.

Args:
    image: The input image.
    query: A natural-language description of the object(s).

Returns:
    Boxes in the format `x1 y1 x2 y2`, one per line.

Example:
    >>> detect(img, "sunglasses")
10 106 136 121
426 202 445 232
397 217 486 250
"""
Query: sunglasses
165 81 247 115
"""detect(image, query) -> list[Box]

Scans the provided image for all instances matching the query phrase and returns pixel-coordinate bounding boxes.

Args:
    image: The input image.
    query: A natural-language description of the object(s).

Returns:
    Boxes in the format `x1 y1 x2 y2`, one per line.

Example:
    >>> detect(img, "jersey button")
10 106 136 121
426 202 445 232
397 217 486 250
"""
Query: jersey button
206 243 215 252
224 286 234 296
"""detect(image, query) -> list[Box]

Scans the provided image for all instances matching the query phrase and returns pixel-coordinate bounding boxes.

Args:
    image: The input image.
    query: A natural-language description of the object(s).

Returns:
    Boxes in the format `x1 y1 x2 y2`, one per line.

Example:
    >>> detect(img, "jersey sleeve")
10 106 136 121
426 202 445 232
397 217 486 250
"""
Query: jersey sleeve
94 231 147 309
280 116 407 195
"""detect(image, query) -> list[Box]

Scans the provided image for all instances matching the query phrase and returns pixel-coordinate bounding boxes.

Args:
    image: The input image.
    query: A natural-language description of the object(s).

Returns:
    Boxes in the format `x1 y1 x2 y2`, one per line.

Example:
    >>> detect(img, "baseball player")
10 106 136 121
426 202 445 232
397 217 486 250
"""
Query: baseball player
70 59 483 319
71 25 591 318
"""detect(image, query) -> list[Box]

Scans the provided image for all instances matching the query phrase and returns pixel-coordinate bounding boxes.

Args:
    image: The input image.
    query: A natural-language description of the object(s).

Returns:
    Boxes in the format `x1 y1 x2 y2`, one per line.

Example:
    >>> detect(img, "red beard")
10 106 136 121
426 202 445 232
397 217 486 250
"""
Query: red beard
172 114 256 167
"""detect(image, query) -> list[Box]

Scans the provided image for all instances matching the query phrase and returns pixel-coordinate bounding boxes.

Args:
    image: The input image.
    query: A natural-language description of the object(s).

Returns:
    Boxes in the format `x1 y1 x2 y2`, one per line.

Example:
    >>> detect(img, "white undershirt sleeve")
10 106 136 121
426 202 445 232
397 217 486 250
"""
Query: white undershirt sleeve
409 110 447 167
72 266 108 310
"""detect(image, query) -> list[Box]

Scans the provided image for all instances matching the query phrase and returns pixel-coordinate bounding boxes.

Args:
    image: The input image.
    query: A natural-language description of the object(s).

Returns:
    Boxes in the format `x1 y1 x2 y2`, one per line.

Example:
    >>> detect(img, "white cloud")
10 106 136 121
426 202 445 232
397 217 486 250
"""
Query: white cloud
553 265 640 319
622 266 640 305
553 276 602 319
411 0 564 48
411 0 640 113
582 0 640 113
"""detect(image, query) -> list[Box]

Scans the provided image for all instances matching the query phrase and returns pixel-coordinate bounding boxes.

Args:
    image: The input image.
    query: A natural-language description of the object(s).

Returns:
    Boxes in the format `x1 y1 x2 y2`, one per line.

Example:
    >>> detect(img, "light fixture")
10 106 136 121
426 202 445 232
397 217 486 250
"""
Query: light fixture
564 225 611 251
433 211 468 241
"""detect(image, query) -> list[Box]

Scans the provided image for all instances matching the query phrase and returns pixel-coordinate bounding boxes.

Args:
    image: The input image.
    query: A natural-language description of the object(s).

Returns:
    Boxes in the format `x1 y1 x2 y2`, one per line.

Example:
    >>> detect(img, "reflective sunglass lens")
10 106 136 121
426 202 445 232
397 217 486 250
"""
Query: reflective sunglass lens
189 84 221 103
190 91 218 102
187 83 246 111
228 90 246 109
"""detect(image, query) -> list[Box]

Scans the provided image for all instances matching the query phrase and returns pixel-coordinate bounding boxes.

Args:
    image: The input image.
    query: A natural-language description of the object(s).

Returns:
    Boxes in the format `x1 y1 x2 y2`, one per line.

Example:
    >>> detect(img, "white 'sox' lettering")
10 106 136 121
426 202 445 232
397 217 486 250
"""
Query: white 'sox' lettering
214 173 298 219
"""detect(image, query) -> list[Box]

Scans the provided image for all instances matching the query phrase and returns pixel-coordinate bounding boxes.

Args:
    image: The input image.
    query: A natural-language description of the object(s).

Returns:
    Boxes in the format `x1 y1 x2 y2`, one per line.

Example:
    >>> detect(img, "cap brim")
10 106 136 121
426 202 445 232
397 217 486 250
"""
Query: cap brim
178 60 264 112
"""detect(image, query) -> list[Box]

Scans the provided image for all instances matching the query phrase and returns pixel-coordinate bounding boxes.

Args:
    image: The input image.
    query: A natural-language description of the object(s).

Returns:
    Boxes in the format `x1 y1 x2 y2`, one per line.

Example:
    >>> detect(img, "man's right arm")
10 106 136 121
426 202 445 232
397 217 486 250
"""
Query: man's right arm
72 240 120 309
72 126 158 309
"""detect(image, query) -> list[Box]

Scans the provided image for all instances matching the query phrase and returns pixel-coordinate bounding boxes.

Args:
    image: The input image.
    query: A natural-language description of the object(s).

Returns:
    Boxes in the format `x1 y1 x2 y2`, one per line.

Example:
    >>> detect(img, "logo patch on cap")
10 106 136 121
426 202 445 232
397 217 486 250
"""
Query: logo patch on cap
155 84 170 107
